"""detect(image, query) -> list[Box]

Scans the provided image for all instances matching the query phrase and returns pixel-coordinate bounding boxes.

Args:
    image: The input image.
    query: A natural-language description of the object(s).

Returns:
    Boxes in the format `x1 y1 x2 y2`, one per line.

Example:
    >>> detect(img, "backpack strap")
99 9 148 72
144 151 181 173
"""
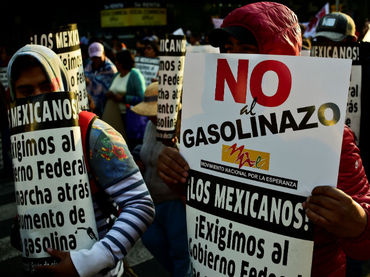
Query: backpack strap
79 111 99 194
79 111 120 223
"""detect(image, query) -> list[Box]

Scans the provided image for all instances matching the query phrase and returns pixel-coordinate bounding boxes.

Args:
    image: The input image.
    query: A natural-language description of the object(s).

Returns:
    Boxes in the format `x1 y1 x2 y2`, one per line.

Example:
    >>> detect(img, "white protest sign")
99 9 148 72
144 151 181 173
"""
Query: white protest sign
30 24 89 111
310 42 362 144
134 56 160 86
0 66 8 89
156 35 186 140
180 53 351 276
346 65 361 141
8 92 97 272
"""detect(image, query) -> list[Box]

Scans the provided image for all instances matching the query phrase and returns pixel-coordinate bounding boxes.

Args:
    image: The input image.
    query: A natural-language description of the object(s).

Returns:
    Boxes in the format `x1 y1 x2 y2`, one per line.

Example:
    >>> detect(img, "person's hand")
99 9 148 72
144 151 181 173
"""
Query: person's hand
114 93 124 102
303 186 367 238
135 159 145 173
36 248 79 277
158 146 189 185
105 91 114 99
106 91 124 103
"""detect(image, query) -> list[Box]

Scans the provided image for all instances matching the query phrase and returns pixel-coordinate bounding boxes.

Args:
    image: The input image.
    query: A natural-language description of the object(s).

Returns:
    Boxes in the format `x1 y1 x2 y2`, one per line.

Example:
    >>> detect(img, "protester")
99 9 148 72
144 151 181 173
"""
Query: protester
313 11 366 276
143 40 160 58
8 44 154 277
131 82 190 277
134 38 146 57
84 41 117 117
105 49 147 151
314 12 358 43
110 36 127 62
157 2 370 277
186 30 201 46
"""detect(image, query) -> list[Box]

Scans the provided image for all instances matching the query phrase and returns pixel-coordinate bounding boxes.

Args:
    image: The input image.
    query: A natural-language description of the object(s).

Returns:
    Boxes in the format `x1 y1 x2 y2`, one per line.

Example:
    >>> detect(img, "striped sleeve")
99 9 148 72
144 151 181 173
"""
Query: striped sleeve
100 171 154 261
70 119 154 277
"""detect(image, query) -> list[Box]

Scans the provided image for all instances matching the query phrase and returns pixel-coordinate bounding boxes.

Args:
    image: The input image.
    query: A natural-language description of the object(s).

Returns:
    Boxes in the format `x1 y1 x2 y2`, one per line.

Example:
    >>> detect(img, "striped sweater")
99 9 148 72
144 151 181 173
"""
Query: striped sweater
70 118 154 277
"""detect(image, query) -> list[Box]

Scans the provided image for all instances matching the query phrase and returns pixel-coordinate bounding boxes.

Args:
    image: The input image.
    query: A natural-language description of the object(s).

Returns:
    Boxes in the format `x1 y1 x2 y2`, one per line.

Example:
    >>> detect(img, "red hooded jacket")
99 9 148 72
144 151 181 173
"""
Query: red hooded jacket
220 2 302 56
219 2 370 276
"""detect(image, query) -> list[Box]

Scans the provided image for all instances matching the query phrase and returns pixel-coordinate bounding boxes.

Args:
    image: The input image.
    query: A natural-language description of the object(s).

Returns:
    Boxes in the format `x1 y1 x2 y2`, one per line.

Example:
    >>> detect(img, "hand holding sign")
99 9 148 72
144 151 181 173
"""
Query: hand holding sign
304 186 367 238
9 93 98 270
158 146 189 185
36 248 79 277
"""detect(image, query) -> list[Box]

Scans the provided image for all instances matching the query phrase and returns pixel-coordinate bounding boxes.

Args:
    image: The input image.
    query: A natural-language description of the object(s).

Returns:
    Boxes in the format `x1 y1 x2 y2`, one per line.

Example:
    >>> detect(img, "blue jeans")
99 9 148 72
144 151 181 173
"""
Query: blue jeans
142 200 190 277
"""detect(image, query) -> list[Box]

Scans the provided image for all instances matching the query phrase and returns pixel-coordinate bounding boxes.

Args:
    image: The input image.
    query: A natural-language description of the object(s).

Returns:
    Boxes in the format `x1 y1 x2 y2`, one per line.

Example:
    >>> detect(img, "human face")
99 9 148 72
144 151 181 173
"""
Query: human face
144 45 157 58
15 66 54 98
220 36 259 54
91 55 104 69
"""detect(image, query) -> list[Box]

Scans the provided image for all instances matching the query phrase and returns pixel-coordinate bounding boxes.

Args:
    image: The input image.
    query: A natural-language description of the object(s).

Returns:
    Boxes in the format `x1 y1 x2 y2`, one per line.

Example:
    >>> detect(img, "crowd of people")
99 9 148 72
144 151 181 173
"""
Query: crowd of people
1 2 370 277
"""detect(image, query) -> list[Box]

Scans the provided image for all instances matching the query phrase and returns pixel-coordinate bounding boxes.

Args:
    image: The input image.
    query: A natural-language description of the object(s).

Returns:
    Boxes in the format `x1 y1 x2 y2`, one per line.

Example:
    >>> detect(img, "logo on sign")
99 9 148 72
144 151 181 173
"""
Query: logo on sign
221 143 270 170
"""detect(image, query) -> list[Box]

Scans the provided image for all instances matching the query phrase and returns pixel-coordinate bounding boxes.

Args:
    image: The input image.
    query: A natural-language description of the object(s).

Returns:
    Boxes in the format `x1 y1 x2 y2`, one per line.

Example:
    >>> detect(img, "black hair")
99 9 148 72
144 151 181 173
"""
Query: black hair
115 49 135 70
209 26 258 48
143 40 160 56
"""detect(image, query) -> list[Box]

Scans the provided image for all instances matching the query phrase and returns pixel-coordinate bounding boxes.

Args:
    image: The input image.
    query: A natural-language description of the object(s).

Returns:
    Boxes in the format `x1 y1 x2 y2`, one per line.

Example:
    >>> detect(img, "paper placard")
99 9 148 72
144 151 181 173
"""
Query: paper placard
8 92 97 272
29 24 89 111
180 53 351 276
156 35 186 140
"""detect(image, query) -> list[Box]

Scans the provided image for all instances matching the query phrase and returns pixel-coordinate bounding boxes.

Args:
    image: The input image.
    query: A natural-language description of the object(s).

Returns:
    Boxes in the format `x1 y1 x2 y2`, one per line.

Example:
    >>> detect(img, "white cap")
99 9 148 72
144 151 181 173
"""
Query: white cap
88 42 104 57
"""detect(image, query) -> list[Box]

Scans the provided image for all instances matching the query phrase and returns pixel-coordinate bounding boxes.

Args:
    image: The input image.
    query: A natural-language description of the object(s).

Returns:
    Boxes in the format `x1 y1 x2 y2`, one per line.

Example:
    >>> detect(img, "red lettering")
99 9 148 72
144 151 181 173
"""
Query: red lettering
215 59 292 107
215 59 249 103
250 60 292 107
227 143 256 168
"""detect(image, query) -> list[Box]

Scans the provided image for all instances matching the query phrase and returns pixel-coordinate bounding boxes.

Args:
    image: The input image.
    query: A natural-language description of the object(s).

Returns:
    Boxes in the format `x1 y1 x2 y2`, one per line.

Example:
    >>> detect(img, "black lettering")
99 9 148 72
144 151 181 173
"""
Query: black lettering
182 129 194 147
220 121 236 141
195 127 209 146
257 238 265 258
236 119 251 139
297 106 318 130
208 124 221 143
258 113 278 136
279 110 298 133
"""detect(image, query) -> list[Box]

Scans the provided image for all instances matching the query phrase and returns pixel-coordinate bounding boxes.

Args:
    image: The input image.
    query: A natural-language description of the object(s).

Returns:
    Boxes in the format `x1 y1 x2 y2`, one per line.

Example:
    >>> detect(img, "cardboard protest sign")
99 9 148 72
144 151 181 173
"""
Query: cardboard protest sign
0 66 8 89
180 53 351 276
29 24 89 110
134 56 159 86
310 41 370 174
156 35 186 140
8 92 98 272
310 42 362 141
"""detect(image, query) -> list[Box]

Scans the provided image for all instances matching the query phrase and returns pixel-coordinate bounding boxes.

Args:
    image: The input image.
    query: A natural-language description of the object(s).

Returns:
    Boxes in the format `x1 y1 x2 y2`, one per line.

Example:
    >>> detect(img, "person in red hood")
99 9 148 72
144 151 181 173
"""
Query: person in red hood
157 2 370 276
